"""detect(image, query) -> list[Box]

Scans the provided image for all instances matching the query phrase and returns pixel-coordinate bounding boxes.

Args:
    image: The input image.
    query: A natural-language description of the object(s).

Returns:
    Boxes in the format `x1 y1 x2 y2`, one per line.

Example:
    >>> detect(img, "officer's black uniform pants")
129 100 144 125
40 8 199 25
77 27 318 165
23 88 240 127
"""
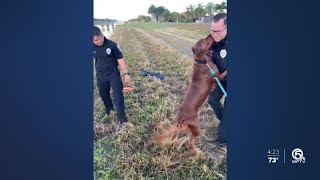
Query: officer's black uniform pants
208 80 227 142
96 69 126 122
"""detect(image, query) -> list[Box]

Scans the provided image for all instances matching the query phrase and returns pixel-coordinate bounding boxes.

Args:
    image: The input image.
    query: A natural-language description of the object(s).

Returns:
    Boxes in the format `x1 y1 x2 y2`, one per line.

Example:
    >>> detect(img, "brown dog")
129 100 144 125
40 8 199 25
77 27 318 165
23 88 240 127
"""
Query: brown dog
153 34 220 156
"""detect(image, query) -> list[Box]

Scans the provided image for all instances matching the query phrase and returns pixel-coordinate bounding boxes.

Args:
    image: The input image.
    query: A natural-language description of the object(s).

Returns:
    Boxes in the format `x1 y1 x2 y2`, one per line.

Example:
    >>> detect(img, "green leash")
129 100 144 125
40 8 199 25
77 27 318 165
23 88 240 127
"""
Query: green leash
206 64 227 97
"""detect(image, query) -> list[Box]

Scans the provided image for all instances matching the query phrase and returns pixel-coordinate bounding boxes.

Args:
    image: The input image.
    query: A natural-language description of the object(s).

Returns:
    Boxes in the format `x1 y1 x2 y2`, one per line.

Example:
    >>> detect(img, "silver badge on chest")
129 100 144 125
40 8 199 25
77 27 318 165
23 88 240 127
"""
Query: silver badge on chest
106 48 111 55
220 49 227 58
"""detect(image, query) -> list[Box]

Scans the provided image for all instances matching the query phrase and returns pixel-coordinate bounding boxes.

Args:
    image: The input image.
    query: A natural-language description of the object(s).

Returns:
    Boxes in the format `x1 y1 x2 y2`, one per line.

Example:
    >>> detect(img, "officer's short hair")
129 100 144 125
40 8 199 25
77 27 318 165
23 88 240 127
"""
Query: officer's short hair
212 13 227 26
93 26 102 36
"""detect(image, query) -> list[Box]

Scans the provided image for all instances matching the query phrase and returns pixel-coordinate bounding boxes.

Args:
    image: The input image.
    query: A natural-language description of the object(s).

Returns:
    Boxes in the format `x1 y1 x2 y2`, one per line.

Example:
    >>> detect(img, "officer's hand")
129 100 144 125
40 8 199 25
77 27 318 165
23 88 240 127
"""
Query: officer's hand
211 83 216 91
124 74 131 83
218 75 224 81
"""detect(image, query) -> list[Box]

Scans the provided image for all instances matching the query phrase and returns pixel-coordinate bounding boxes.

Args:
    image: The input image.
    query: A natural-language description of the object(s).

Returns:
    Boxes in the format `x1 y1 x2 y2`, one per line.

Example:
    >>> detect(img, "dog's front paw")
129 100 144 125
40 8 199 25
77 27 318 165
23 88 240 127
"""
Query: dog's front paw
152 134 163 142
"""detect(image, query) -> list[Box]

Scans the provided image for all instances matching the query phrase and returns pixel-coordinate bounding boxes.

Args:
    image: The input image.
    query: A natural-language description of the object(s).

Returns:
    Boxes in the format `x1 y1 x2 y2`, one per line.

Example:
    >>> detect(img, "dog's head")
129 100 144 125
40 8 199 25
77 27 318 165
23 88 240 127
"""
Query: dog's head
192 34 214 62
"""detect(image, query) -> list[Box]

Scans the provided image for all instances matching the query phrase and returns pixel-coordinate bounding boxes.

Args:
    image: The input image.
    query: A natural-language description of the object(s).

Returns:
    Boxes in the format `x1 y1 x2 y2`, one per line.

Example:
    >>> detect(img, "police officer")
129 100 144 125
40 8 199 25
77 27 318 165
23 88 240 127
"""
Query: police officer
208 13 228 144
93 26 131 124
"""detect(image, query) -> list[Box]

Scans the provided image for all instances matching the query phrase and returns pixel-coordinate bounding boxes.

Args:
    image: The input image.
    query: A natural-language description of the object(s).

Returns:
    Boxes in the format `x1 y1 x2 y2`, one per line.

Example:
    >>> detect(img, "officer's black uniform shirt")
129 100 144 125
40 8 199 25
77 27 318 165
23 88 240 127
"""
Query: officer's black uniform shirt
93 37 123 72
210 36 227 75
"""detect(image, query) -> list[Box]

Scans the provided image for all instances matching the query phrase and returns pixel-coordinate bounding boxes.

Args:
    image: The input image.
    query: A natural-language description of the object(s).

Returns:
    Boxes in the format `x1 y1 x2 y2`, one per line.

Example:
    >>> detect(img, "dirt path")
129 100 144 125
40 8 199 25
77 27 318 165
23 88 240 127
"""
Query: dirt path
138 28 196 59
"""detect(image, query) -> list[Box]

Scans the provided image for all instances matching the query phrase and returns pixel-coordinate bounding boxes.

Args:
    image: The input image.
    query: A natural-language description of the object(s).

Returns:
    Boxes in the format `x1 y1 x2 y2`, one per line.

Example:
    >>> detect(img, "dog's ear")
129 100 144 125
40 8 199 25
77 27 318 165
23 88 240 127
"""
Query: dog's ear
205 34 214 47
191 46 195 54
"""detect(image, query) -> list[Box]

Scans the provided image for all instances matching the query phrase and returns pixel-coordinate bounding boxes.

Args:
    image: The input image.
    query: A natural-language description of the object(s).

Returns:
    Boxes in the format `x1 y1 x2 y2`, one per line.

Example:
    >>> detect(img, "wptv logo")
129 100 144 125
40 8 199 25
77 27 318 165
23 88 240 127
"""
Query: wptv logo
291 148 306 163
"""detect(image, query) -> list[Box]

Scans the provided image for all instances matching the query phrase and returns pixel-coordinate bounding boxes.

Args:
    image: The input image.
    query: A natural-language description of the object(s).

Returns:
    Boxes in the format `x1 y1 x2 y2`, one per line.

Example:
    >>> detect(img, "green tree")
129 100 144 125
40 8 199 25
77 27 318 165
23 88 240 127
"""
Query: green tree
179 15 187 23
205 2 215 16
148 4 157 22
186 4 195 21
137 15 151 22
148 4 156 14
156 6 166 22
214 1 227 13
170 12 181 23
145 16 151 22
194 3 206 21
163 9 171 22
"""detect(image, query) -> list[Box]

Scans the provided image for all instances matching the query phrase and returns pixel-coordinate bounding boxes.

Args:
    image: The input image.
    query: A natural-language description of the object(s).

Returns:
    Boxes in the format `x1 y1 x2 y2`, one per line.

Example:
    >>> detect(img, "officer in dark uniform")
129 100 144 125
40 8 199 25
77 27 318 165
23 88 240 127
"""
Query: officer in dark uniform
93 26 131 124
208 13 228 144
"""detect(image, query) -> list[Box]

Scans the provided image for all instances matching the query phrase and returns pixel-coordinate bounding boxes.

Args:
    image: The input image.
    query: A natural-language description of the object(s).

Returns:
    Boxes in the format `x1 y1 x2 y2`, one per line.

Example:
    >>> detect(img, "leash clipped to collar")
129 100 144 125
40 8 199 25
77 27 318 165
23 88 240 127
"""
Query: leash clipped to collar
206 63 228 97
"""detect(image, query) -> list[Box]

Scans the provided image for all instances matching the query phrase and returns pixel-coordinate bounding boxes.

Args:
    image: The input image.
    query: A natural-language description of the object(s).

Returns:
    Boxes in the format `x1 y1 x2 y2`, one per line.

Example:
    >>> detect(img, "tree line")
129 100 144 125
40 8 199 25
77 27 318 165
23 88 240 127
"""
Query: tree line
129 1 226 23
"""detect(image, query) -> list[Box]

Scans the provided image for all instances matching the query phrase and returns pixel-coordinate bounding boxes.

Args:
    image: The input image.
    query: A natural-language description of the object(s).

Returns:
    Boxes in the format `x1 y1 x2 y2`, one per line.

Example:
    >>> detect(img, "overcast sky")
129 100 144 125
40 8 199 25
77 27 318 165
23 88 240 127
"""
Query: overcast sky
94 0 225 21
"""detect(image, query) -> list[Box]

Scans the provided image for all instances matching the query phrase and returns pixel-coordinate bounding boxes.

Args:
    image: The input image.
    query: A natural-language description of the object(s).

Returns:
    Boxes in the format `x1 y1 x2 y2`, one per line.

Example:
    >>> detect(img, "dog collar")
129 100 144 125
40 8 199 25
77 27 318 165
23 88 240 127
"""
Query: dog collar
195 60 207 64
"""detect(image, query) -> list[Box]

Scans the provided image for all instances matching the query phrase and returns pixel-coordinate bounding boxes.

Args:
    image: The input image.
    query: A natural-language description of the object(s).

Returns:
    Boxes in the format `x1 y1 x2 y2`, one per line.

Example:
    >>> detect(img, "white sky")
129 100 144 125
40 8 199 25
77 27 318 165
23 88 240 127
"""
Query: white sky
94 0 225 21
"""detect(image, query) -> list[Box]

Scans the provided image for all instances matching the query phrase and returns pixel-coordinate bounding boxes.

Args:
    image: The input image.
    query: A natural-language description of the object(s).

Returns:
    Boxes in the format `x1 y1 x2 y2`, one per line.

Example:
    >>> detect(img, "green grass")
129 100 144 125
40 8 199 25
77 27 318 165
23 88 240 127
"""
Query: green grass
123 22 210 42
123 22 170 29
94 23 226 180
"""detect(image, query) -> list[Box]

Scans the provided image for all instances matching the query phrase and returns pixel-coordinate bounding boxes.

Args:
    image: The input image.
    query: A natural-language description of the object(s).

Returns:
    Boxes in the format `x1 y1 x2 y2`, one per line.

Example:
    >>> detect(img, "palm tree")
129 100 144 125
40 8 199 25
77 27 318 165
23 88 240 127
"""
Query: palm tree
148 4 157 22
221 2 227 12
155 6 166 22
186 4 195 21
195 3 205 21
148 4 156 14
215 1 227 13
206 2 215 16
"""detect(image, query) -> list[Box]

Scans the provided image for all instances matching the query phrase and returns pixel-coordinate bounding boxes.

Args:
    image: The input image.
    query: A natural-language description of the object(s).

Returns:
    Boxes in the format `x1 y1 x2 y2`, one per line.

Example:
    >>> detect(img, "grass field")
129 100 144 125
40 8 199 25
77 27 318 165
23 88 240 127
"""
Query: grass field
94 22 227 180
